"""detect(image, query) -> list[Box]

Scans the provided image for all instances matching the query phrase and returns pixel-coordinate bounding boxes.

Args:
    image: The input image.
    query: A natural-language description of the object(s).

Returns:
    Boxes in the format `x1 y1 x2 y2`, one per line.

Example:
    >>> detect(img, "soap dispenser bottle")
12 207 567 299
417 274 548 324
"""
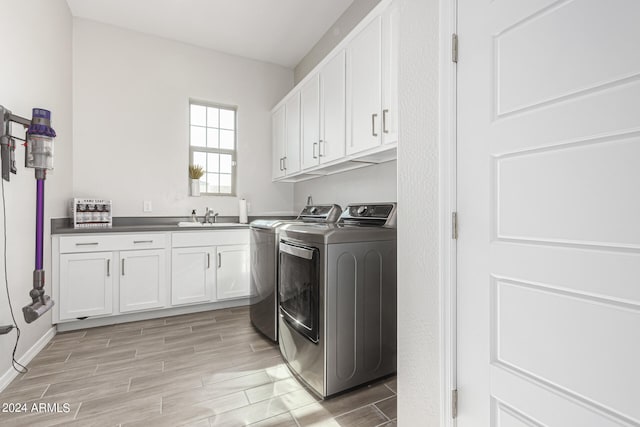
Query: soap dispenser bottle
191 209 198 222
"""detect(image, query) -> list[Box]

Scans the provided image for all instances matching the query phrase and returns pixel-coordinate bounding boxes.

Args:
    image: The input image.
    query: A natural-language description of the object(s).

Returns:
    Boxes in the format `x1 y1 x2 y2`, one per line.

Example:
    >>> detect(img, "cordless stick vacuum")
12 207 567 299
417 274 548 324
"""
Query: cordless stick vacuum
22 109 56 323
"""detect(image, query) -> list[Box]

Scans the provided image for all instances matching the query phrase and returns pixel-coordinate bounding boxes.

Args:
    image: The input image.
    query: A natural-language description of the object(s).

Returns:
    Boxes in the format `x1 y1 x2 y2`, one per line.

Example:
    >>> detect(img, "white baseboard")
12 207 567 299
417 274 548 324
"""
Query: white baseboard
0 327 56 393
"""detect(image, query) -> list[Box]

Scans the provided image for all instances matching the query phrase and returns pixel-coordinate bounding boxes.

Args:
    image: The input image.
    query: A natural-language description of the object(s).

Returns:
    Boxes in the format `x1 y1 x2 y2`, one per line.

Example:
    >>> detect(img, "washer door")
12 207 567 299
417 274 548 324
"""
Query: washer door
278 240 320 343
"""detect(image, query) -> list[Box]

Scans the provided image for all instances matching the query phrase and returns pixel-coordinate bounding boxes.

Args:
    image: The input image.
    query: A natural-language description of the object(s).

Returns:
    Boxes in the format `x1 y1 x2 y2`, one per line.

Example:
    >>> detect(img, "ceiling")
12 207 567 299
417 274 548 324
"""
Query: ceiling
66 0 354 69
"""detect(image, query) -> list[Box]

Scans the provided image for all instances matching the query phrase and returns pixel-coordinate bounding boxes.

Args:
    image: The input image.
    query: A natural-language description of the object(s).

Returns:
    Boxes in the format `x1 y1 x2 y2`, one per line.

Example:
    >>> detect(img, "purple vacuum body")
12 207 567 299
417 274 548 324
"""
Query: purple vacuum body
23 108 55 323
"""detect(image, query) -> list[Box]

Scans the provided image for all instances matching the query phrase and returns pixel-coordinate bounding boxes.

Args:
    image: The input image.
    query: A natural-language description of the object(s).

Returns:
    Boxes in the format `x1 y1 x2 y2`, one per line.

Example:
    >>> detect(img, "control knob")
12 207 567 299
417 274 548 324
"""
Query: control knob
357 205 368 215
310 206 318 215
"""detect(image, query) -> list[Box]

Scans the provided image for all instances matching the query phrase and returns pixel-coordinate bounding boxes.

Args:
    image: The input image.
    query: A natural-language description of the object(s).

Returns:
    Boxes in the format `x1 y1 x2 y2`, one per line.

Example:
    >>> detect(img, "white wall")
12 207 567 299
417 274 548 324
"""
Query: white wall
397 0 442 424
294 0 381 84
0 0 72 383
72 19 295 217
292 161 396 211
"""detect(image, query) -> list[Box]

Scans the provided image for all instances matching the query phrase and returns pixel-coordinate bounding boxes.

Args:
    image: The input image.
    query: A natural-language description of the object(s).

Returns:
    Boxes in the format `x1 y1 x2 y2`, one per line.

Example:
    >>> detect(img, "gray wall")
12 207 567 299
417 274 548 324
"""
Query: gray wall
294 0 381 84
0 0 73 386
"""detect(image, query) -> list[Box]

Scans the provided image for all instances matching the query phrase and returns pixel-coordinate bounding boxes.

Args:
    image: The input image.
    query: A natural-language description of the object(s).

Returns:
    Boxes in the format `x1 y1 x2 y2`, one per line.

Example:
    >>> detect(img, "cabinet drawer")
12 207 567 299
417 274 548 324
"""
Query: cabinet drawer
172 230 249 248
60 233 168 253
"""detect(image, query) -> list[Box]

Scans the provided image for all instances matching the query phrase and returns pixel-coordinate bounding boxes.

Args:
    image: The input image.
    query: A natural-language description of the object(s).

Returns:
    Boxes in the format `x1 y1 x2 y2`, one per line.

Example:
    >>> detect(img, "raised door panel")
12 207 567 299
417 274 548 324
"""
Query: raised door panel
301 74 321 170
59 252 113 320
272 106 286 180
381 1 398 145
346 16 382 155
216 245 250 300
119 249 166 313
458 0 640 425
171 247 215 305
320 50 346 164
284 92 301 174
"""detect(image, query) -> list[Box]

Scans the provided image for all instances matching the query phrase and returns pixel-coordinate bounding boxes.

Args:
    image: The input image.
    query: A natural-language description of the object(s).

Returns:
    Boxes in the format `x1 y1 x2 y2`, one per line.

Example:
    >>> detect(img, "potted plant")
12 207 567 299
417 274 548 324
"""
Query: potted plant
189 164 204 196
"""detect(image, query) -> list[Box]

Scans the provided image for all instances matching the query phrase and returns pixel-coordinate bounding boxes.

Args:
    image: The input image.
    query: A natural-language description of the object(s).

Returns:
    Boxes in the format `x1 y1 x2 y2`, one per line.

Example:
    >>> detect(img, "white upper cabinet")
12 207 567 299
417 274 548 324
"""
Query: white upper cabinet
271 0 397 181
301 74 321 170
273 94 301 178
272 105 286 180
320 50 347 163
381 1 399 145
346 16 382 155
284 92 301 174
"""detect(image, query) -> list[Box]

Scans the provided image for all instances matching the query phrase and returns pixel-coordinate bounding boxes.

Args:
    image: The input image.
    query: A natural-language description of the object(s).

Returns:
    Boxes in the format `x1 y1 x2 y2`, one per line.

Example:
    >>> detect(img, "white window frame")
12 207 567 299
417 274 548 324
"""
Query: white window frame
189 100 237 196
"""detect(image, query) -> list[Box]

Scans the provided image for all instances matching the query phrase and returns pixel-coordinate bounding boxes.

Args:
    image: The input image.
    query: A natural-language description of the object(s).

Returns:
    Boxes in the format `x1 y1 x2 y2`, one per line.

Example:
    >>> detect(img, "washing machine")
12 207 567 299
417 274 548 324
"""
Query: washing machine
278 203 397 397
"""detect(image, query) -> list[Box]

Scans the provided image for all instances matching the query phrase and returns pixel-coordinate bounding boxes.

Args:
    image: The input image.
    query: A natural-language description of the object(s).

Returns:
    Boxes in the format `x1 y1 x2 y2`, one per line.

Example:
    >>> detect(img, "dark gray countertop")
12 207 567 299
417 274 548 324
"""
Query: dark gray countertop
51 215 296 235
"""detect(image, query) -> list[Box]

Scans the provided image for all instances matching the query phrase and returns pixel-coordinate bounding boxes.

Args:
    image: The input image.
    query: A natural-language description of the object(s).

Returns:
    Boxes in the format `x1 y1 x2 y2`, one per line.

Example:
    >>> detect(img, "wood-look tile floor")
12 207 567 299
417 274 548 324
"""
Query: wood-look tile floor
0 306 397 427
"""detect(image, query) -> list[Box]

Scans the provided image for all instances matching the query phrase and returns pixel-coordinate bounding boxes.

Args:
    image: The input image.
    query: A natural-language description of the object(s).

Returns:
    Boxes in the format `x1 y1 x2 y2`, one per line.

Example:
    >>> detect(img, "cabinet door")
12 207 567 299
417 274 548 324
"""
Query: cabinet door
301 74 321 170
347 16 382 155
119 249 167 313
216 245 250 300
272 105 286 180
284 92 301 175
59 252 113 320
171 247 215 305
320 50 346 164
381 1 399 145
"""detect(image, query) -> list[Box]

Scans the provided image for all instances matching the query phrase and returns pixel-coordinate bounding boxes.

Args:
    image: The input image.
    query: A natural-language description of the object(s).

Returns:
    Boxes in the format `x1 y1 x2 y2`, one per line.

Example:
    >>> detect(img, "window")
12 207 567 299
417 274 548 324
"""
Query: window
189 101 237 195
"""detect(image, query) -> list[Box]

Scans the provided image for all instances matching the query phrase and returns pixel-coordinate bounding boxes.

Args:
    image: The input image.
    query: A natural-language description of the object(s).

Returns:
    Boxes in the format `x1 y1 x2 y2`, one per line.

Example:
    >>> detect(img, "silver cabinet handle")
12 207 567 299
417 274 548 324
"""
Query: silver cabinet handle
372 114 378 137
76 242 99 246
319 140 325 157
121 259 125 276
280 157 284 171
133 240 153 244
207 253 211 269
382 109 389 134
283 157 287 170
218 253 222 268
313 142 318 159
106 259 110 277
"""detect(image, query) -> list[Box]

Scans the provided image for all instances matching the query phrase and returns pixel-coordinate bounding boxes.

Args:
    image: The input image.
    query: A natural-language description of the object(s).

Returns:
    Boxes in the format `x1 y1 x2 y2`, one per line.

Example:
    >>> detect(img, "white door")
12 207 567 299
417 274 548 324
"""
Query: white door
284 92 301 175
59 252 113 320
171 247 215 305
216 245 250 300
119 249 166 312
458 1 640 426
301 74 320 170
346 15 381 155
272 105 286 180
320 50 346 163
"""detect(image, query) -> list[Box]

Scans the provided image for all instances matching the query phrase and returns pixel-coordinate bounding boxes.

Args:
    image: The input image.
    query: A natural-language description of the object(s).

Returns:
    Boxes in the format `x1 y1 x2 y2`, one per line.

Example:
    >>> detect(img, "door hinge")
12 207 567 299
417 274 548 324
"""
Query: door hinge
452 33 458 63
452 389 458 419
452 212 458 239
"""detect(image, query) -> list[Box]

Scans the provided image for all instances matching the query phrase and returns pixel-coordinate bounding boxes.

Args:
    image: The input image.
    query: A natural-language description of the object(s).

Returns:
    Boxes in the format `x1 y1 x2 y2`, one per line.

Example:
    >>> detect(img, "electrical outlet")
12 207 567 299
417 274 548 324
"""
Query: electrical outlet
143 200 152 212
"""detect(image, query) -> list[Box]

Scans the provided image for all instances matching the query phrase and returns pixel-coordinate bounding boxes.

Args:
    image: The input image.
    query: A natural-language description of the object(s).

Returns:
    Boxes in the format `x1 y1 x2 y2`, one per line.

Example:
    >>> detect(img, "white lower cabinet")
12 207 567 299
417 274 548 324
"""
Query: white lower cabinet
119 249 167 312
55 230 250 325
59 251 114 320
171 246 216 305
216 245 250 300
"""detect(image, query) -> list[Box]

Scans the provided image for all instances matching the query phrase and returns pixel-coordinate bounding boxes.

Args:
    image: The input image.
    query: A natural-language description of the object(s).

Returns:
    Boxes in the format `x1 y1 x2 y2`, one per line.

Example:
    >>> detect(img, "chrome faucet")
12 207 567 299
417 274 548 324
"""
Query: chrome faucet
203 207 219 224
